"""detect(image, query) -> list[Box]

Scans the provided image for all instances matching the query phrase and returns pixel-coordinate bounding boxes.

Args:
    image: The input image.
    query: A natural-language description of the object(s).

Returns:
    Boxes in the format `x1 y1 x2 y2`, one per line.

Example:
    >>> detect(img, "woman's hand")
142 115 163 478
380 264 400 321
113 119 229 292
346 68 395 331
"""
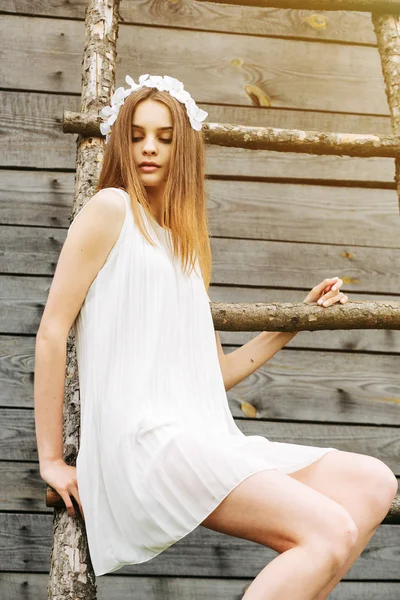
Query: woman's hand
303 277 348 307
40 458 85 522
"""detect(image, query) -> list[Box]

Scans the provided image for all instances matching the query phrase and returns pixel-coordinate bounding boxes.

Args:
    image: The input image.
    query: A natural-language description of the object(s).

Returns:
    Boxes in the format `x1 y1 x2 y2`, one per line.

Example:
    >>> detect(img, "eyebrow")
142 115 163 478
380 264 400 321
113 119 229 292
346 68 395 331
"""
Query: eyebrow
132 124 173 131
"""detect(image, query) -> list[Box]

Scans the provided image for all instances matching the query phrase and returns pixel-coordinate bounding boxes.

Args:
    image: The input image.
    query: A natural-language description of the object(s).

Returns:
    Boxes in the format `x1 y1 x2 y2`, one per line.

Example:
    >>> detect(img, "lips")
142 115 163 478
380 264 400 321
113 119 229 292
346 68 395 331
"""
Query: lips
139 162 160 167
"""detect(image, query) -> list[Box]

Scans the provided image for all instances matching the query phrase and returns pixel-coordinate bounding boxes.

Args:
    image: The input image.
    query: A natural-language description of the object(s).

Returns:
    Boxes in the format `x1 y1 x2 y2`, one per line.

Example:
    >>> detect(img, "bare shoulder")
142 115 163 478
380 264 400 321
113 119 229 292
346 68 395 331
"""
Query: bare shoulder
69 188 127 236
37 188 128 340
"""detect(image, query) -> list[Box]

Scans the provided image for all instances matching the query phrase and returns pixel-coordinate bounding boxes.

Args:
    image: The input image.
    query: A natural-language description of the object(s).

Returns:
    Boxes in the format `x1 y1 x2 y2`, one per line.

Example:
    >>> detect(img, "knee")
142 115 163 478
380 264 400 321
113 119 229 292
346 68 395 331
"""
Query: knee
364 458 398 516
376 460 398 503
330 517 359 569
308 508 359 573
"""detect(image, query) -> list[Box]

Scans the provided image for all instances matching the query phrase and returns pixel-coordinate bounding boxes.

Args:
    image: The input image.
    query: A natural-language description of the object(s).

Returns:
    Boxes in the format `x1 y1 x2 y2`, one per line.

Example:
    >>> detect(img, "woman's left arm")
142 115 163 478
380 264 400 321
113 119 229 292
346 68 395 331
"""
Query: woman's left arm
218 277 348 392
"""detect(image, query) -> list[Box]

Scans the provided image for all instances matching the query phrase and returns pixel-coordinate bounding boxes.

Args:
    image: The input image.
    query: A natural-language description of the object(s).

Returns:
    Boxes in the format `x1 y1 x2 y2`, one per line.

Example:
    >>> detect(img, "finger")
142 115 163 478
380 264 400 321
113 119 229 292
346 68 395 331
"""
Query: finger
313 277 340 296
60 492 76 517
317 288 340 305
339 294 348 304
320 279 343 299
324 277 343 293
321 292 346 307
331 291 346 305
69 487 85 521
330 278 343 292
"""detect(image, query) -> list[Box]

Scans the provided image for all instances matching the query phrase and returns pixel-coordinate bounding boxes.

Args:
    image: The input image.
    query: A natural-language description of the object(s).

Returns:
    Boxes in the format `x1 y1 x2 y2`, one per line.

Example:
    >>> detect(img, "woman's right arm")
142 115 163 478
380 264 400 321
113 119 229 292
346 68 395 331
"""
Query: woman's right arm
34 189 126 518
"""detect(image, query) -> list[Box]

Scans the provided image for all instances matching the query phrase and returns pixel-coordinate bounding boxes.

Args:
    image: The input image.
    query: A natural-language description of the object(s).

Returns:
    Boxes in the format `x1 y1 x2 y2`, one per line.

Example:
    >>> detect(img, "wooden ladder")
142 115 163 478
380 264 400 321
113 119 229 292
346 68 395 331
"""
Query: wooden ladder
46 0 400 596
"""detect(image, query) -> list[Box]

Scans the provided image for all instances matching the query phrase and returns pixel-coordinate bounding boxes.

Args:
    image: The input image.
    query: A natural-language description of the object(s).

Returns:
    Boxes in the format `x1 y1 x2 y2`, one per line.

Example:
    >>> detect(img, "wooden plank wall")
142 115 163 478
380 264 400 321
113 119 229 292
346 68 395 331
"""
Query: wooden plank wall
1 1 400 598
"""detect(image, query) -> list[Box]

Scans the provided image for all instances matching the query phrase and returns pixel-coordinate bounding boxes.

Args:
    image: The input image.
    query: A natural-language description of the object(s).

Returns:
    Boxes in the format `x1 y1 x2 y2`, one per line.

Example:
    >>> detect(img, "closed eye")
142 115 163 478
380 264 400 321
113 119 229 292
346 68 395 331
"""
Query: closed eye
132 137 172 144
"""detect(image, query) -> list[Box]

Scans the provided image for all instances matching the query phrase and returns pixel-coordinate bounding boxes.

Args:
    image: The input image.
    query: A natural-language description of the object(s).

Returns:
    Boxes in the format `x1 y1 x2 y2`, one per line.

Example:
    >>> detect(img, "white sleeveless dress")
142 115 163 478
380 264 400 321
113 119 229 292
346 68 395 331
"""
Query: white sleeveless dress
68 187 338 576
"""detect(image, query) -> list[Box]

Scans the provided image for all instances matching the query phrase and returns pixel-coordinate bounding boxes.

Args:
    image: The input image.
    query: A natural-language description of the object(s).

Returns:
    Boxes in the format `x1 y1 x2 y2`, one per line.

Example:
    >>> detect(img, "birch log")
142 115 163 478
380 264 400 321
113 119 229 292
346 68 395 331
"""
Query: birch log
373 12 400 212
47 1 120 598
209 300 400 332
63 112 400 158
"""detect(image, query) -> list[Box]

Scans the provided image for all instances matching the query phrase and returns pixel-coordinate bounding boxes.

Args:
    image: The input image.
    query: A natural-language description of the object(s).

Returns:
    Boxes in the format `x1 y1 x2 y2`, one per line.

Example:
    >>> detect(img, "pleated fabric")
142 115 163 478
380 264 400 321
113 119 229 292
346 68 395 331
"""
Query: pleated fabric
69 187 338 576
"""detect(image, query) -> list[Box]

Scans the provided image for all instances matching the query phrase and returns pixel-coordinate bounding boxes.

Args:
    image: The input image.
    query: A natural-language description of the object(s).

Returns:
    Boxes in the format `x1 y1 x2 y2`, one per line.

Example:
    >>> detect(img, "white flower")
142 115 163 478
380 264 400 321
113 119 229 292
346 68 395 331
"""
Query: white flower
111 86 126 106
185 97 208 131
125 74 141 91
99 74 208 142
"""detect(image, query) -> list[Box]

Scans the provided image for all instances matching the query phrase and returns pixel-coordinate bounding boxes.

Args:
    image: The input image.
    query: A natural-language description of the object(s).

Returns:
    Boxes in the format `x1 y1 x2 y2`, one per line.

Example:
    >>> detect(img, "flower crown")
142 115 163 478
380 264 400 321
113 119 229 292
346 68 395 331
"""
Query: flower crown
99 74 208 143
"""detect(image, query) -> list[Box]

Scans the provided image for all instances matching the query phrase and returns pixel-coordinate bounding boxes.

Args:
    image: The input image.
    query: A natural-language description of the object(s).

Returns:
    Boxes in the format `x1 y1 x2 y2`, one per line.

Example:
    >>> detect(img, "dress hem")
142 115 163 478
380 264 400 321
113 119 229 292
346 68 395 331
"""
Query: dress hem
94 446 338 577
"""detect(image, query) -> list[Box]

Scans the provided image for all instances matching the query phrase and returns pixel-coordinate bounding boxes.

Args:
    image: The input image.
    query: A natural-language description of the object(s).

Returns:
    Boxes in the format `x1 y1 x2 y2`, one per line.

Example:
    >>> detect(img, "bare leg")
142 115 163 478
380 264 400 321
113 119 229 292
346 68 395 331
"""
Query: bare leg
287 450 398 600
311 525 378 600
240 539 354 600
200 467 358 600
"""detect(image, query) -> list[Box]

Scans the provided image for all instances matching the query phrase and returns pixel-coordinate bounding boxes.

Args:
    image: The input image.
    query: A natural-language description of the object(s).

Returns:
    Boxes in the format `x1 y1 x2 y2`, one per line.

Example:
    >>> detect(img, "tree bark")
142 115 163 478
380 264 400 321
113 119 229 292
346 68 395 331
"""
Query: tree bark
203 124 400 157
209 300 400 331
63 112 400 158
373 12 400 212
48 1 120 598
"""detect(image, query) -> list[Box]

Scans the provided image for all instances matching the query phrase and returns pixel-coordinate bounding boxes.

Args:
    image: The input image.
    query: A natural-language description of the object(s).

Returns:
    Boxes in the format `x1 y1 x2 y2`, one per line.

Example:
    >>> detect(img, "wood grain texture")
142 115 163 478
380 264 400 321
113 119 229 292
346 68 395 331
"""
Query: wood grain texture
2 3 400 595
0 573 399 600
210 237 400 294
206 179 400 246
2 228 400 292
2 408 400 471
3 284 400 348
0 0 387 45
0 14 389 114
1 93 396 183
202 0 400 11
1 461 398 514
0 513 398 577
1 171 400 247
3 334 400 424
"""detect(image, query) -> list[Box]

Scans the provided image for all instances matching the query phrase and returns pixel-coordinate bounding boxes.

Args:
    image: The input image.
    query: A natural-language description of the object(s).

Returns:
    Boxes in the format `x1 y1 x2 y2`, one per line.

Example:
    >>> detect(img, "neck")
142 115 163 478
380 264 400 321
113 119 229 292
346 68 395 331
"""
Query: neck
145 186 166 226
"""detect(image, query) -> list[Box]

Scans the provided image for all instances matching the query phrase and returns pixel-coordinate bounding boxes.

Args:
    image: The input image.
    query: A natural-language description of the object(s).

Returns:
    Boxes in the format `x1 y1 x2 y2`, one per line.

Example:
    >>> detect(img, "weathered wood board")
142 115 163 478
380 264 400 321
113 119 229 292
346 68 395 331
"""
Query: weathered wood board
1 1 400 595
0 513 399 578
0 572 399 600
0 14 390 114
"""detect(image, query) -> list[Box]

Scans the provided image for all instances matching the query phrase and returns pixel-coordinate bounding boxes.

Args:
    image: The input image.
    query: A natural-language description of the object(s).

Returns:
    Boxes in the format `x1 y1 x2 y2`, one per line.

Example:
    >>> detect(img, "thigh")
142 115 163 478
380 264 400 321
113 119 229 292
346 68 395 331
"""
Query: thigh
199 467 356 554
287 449 397 524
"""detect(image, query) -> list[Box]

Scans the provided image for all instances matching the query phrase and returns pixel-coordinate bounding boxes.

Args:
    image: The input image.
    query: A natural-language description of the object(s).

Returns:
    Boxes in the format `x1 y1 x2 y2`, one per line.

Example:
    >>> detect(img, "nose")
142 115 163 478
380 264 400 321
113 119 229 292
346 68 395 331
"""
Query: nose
143 136 158 155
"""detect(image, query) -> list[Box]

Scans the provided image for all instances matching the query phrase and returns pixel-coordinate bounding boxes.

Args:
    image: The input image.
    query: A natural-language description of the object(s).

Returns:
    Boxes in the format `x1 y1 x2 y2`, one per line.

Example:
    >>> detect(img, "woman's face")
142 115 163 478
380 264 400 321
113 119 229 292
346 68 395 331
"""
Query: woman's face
131 98 173 189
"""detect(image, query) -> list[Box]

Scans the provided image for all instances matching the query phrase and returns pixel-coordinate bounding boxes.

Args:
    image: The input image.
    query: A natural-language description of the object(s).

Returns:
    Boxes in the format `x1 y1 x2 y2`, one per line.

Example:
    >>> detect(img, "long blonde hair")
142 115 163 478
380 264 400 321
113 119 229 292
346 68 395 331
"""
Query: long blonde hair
96 85 212 290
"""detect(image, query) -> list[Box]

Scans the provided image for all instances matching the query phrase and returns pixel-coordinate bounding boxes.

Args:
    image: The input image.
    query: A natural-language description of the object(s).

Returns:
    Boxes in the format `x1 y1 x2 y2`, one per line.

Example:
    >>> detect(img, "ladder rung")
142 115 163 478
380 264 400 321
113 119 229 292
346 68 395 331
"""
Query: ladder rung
208 300 400 332
63 110 400 158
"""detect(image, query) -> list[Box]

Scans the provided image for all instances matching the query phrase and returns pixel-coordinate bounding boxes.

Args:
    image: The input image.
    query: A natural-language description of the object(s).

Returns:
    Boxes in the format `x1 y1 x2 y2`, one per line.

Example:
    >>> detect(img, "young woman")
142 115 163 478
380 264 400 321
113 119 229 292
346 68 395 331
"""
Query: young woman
34 75 397 598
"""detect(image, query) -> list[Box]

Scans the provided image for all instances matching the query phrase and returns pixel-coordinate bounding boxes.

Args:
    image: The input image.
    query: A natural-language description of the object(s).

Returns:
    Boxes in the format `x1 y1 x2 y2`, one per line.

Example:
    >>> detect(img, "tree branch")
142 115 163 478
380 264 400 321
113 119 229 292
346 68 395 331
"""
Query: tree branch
63 113 400 158
209 300 400 331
